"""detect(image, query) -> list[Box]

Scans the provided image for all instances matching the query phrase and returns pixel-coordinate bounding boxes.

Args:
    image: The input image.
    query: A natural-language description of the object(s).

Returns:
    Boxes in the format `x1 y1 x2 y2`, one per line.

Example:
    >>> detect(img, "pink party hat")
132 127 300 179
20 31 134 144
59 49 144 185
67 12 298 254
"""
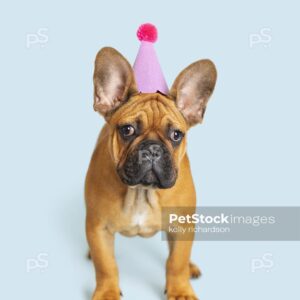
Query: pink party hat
133 23 169 94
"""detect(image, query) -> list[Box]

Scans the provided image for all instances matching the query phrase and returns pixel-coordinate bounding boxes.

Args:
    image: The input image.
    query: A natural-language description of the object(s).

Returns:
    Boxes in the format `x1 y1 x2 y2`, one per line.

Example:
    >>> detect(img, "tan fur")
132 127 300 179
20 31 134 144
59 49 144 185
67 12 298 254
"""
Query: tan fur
86 47 217 300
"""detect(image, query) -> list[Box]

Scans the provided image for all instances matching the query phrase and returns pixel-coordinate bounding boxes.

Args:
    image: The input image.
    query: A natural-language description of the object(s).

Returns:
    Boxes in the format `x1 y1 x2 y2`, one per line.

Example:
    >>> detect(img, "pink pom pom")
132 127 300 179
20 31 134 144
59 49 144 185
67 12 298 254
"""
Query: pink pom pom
137 23 158 43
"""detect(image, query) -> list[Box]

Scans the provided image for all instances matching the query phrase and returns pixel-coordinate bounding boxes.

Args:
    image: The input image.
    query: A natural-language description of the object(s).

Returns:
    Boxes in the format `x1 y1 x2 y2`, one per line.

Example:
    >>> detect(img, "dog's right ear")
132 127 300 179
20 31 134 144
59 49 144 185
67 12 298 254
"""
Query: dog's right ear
93 47 138 119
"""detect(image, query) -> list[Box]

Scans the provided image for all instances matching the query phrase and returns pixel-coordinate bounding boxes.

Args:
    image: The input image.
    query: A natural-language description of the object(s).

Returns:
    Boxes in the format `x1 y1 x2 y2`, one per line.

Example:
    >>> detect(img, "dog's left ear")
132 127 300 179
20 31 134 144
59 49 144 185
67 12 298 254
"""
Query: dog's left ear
170 59 217 126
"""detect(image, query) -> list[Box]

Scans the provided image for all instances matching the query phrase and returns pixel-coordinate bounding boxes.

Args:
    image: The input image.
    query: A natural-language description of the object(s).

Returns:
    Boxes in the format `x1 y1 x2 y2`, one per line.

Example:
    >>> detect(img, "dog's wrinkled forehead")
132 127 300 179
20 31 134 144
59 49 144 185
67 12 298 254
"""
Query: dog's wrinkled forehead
109 93 187 131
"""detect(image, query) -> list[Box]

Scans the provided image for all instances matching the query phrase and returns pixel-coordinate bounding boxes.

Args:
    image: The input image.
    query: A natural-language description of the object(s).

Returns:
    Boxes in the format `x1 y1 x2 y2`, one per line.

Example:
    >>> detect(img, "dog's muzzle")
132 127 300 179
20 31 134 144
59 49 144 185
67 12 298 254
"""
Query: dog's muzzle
117 140 177 189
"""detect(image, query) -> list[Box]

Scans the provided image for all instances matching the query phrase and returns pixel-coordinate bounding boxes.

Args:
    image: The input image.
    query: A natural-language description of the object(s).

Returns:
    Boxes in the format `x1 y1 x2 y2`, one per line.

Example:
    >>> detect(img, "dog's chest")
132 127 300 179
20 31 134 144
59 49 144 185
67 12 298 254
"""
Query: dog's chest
118 187 161 237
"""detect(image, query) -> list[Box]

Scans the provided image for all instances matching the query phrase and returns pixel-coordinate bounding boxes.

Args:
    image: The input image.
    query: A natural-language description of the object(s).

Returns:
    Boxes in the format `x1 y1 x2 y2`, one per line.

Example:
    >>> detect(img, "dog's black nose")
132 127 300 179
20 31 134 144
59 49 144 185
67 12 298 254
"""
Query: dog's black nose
118 139 177 189
138 140 163 163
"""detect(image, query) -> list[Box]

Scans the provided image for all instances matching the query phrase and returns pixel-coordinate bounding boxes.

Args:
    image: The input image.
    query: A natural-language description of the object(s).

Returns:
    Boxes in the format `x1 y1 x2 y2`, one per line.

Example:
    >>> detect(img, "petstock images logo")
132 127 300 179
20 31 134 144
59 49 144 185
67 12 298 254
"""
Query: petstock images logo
161 207 300 241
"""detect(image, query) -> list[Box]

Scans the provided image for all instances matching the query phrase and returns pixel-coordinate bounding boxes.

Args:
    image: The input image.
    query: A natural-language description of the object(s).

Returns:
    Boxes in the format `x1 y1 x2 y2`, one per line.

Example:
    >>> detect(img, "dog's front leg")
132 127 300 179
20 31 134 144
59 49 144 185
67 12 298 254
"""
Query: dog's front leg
86 221 120 300
166 234 198 300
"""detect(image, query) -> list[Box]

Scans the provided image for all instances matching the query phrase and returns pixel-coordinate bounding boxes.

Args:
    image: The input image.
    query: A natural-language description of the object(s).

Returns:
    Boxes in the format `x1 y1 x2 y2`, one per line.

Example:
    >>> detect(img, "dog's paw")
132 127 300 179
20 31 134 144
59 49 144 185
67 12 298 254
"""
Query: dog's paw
92 289 121 300
189 262 201 279
166 282 198 300
167 293 198 300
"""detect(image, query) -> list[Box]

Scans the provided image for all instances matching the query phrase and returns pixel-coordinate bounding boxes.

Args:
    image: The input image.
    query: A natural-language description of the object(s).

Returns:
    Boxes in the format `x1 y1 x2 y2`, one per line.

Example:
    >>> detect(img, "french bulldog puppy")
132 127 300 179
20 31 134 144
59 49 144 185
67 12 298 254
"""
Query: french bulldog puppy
85 47 217 300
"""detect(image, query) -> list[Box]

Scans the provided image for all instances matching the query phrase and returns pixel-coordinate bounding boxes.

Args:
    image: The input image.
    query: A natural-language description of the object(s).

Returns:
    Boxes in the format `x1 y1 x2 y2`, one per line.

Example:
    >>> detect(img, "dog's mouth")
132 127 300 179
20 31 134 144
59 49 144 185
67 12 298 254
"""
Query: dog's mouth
117 139 178 189
141 170 158 186
118 166 177 189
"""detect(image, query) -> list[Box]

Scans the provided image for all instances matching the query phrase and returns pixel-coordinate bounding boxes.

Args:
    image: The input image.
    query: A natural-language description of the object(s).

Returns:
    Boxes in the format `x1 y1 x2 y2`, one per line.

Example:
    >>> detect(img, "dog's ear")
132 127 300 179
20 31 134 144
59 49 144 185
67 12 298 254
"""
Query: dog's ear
93 47 137 118
170 59 217 126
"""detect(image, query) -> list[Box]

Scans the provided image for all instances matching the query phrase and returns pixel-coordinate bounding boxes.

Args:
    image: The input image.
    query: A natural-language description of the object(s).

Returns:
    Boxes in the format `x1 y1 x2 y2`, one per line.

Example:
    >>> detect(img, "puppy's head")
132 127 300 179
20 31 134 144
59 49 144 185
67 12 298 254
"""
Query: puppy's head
93 47 217 189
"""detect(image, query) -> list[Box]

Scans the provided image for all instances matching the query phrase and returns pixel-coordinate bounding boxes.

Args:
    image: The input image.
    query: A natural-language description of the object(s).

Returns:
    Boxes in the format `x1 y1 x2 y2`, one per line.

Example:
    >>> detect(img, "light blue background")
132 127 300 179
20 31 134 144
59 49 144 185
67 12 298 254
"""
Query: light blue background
0 0 299 299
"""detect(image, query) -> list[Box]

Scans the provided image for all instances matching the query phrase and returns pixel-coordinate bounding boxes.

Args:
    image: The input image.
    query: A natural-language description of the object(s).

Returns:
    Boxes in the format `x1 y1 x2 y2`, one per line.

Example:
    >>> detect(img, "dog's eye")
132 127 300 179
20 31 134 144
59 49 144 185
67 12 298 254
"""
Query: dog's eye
170 130 184 142
119 125 135 138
